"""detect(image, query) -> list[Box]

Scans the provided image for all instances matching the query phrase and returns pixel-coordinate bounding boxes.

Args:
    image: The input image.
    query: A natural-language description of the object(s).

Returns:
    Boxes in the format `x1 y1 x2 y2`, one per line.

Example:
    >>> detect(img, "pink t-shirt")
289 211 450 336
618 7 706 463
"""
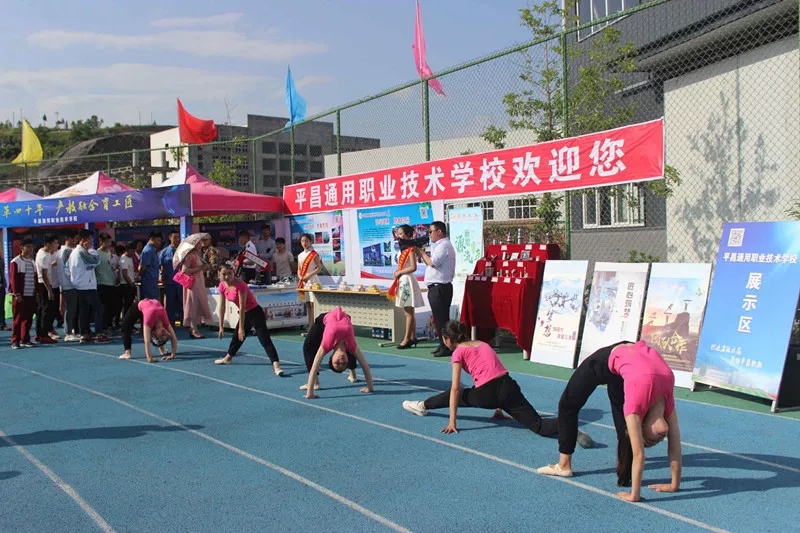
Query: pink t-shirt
321 307 358 354
608 340 676 419
451 341 508 388
138 299 169 329
218 280 258 312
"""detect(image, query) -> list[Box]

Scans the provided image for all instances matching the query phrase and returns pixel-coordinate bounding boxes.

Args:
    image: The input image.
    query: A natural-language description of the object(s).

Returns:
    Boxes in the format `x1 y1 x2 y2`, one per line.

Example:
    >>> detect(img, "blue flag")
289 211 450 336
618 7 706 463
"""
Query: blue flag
285 66 307 128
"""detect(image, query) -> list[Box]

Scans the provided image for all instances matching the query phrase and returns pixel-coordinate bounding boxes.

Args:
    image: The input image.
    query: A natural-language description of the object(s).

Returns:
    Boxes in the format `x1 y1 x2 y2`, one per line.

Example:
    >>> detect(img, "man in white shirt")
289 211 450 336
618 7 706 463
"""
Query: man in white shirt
58 230 80 341
118 241 138 320
34 235 60 344
272 238 294 279
419 221 456 357
68 229 111 344
255 224 276 284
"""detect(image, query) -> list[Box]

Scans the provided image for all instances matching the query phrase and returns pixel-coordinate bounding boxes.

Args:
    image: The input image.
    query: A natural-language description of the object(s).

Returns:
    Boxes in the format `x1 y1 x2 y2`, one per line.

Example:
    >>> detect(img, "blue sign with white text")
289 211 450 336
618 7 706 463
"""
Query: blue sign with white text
0 185 192 228
693 221 800 399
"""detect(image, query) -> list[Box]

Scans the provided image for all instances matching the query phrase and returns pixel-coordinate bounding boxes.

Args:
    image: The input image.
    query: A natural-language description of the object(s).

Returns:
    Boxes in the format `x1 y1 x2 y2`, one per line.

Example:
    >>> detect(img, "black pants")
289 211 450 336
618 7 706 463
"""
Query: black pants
36 286 59 338
557 343 628 455
121 303 143 351
98 285 117 333
423 373 558 437
77 289 104 336
120 284 136 320
303 313 357 372
427 282 453 351
228 306 279 363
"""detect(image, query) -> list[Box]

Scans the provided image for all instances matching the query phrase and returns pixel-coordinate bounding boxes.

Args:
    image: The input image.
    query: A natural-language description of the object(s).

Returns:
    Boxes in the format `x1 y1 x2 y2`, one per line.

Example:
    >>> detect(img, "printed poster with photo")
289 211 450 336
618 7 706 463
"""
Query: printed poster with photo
530 260 590 369
289 210 345 277
640 263 712 389
693 221 800 400
578 262 650 365
356 202 434 280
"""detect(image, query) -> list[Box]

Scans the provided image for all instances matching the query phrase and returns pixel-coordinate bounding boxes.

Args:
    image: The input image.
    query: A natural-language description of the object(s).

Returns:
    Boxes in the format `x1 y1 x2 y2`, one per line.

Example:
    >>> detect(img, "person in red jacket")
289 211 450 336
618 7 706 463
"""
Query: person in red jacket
9 238 38 349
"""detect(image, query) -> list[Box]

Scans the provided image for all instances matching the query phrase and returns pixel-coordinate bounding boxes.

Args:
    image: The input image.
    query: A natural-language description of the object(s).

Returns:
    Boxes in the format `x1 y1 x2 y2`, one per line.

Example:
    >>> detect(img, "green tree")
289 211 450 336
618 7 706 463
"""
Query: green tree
483 2 682 248
69 115 105 143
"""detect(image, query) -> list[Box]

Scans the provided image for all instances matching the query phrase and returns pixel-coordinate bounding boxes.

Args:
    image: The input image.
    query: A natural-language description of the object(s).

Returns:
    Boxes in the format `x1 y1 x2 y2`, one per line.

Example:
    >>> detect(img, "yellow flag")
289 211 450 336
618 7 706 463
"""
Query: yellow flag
12 119 43 167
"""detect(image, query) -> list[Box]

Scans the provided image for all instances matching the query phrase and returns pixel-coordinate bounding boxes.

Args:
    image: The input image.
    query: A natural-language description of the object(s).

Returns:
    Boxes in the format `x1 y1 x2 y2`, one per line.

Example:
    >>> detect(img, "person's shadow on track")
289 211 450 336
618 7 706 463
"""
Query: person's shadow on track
0 424 204 447
593 452 800 500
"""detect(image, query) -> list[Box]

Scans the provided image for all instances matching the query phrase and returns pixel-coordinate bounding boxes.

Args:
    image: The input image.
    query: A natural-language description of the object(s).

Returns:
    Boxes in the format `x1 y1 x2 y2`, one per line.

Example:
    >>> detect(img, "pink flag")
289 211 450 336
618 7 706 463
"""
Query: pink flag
413 0 445 96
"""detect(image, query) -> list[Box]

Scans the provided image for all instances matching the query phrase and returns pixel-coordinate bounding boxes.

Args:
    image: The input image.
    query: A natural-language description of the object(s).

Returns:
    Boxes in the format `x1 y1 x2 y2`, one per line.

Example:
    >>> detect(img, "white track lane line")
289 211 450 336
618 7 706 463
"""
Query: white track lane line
0 361 412 533
0 430 117 533
58 347 728 533
193 344 800 476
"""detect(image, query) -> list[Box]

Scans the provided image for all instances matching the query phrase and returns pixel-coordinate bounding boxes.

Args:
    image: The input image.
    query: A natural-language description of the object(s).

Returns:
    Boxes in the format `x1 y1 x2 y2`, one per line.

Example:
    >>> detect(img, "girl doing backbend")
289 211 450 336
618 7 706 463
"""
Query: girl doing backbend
119 298 178 363
537 340 682 503
303 306 374 399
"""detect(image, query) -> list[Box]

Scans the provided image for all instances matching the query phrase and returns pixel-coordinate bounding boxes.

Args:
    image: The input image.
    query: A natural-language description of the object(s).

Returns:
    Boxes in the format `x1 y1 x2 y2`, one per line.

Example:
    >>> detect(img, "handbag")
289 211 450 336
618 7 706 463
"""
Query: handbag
173 269 194 289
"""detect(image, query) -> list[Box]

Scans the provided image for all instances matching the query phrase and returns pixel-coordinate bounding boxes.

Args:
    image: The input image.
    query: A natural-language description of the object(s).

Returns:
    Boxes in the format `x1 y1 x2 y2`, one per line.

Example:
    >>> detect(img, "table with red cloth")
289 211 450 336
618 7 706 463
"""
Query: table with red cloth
459 268 544 359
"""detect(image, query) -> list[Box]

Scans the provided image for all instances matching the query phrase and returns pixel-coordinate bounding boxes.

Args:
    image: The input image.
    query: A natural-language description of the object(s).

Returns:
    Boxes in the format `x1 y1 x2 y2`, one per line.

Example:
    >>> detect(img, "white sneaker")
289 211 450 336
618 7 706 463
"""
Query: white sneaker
63 334 79 342
402 400 428 416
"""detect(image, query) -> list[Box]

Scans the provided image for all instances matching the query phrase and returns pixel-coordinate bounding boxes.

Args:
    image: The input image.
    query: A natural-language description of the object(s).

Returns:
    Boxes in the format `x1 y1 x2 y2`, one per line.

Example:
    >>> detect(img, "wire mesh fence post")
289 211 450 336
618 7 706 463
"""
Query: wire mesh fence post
560 30 571 260
423 82 431 161
336 110 342 176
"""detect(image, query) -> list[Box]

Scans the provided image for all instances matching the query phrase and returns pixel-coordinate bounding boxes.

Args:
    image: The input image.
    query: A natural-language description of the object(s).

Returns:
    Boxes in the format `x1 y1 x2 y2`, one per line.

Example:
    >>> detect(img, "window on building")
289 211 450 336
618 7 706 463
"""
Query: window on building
466 201 495 221
309 145 323 157
279 159 292 172
294 160 308 173
279 142 292 155
262 158 276 171
309 160 324 174
262 141 275 154
508 198 536 220
577 0 638 40
294 144 307 156
582 184 644 228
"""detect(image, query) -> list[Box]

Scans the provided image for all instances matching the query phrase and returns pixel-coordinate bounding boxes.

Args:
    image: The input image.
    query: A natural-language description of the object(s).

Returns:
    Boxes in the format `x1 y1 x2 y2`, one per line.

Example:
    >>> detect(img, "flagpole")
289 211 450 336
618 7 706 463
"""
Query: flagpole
288 66 296 186
423 82 430 162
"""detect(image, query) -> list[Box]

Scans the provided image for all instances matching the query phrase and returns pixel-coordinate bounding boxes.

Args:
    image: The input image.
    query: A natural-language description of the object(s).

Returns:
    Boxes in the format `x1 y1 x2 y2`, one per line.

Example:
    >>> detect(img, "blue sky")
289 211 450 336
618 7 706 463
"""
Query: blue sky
1 0 541 136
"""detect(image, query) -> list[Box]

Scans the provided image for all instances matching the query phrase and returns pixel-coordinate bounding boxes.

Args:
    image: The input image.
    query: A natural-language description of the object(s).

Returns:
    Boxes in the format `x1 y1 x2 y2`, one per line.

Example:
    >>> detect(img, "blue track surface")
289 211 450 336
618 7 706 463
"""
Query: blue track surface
1 331 798 533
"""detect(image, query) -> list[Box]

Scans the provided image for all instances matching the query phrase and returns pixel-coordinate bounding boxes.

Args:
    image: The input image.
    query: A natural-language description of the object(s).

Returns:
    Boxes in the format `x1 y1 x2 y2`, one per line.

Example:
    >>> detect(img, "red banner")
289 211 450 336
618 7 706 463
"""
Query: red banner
283 119 664 215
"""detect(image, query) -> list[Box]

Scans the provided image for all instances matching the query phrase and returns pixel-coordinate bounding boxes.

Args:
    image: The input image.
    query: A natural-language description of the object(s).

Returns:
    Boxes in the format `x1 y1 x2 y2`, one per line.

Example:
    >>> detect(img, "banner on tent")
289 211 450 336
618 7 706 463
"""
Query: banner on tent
289 211 345 276
693 221 800 400
282 119 664 215
0 185 192 228
355 202 433 280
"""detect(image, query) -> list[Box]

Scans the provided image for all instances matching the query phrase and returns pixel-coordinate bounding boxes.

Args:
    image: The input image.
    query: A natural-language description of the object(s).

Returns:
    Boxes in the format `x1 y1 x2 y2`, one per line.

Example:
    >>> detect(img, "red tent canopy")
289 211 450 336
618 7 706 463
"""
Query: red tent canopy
0 188 42 202
157 164 283 216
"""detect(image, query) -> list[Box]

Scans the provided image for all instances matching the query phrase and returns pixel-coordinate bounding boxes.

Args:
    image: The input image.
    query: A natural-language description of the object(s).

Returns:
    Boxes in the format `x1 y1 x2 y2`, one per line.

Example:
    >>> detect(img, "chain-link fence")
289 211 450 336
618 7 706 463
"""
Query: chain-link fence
2 0 798 265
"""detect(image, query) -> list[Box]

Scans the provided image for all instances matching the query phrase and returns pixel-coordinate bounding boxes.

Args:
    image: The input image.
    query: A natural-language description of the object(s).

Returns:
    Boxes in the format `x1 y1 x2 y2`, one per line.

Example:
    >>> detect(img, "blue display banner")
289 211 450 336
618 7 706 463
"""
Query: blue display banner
356 202 433 280
693 221 800 399
0 185 192 228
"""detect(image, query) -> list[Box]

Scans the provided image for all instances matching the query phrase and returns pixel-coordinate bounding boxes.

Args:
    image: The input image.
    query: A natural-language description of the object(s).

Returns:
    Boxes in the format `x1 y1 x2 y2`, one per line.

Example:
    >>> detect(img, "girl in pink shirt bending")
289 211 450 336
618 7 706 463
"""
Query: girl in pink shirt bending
214 265 284 376
119 298 178 363
303 306 374 399
402 321 593 447
537 340 682 503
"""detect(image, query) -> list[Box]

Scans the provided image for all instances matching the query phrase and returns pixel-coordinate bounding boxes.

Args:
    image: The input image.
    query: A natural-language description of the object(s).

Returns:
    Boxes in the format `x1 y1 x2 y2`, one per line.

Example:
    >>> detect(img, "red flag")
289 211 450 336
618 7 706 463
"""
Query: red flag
177 99 218 144
413 0 445 96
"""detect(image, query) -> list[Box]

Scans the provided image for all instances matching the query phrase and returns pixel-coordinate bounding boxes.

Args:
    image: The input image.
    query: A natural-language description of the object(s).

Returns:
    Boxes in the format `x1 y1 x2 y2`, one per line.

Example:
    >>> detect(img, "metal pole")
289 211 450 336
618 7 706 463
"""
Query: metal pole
423 82 431 161
290 126 296 185
336 110 342 176
23 163 28 192
560 31 571 260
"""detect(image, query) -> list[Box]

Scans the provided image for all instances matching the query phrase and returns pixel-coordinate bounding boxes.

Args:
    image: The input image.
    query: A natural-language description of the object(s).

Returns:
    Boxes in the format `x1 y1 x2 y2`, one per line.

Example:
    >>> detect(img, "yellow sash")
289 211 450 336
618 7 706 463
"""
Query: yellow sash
387 247 414 302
